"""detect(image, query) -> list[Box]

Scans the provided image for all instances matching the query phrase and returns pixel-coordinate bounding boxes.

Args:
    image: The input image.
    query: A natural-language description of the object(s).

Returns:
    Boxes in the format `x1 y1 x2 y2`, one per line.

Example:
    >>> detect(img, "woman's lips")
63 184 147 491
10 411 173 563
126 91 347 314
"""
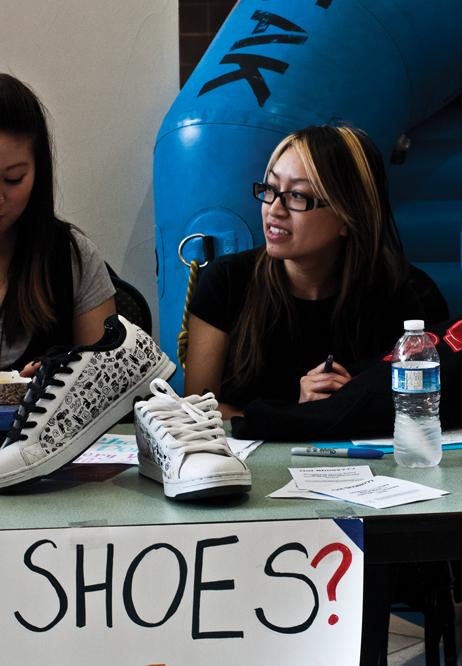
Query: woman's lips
266 223 291 241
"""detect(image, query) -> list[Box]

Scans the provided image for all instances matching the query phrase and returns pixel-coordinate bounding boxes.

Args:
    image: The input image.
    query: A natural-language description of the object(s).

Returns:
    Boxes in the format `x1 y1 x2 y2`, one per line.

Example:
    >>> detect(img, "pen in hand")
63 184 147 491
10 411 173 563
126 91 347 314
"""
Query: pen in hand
323 354 334 373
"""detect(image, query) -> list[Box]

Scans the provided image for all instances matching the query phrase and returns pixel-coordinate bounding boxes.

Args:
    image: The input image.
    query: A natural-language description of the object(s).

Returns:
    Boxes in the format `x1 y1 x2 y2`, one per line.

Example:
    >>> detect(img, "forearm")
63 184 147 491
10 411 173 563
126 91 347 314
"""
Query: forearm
218 402 244 419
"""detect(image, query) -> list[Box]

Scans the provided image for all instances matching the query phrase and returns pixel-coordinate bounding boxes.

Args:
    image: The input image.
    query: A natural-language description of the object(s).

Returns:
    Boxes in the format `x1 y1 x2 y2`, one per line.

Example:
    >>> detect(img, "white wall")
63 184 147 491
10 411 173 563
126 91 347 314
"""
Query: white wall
0 0 179 337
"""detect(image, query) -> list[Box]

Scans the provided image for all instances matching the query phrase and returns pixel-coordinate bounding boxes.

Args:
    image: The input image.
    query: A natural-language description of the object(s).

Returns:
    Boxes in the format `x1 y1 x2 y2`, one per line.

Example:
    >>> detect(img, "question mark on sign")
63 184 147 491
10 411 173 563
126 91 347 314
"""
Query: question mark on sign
311 543 352 625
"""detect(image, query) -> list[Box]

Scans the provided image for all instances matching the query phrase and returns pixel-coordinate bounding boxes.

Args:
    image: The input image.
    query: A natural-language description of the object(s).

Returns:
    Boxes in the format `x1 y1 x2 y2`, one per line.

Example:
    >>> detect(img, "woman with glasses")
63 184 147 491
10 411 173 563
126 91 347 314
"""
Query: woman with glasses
185 125 447 418
0 74 116 372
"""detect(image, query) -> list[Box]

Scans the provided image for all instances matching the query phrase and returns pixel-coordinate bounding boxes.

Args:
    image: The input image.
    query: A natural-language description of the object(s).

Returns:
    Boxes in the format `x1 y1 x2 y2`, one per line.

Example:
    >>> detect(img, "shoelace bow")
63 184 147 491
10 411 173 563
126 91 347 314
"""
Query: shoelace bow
143 393 230 455
4 347 83 445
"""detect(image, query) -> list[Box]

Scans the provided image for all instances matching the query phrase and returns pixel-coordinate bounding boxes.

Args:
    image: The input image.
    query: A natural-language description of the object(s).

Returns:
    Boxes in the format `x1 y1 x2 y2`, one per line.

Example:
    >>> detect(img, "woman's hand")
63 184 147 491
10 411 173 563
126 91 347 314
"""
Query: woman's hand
19 360 41 378
299 361 352 403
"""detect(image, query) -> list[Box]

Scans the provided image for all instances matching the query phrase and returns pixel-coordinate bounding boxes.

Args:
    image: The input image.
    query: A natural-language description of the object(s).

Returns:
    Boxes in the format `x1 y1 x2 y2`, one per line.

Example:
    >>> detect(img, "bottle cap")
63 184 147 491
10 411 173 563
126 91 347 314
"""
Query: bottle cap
403 319 425 331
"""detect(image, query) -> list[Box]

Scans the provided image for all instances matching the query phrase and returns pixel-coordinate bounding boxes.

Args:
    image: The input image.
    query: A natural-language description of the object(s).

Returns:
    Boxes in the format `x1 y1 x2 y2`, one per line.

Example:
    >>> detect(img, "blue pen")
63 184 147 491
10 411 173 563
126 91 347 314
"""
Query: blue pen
290 446 384 459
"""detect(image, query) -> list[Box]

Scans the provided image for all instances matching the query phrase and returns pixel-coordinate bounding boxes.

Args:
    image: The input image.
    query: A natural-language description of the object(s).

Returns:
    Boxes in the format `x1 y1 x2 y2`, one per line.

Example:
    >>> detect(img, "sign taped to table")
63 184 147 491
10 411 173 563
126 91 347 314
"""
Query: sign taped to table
0 518 363 665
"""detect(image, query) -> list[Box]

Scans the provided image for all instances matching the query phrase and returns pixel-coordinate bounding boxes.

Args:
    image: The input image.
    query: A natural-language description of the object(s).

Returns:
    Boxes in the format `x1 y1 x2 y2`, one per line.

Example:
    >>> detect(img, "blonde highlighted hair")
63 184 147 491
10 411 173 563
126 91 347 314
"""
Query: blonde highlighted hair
226 125 408 392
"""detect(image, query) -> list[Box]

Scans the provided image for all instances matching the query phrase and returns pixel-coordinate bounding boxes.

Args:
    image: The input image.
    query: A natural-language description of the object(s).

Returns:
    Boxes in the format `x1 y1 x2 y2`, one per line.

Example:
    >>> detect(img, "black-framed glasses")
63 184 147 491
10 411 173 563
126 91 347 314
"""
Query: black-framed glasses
252 182 327 212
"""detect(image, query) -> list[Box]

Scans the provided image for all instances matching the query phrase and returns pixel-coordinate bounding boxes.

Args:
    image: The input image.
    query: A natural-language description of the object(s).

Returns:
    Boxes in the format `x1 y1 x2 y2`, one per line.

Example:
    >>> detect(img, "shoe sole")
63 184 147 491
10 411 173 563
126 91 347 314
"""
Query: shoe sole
0 354 176 488
138 453 252 500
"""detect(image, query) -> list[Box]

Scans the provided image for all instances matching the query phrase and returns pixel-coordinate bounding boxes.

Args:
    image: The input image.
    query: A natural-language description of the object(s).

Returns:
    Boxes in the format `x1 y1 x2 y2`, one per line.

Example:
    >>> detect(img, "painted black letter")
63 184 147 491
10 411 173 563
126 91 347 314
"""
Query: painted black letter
199 9 307 106
15 539 68 632
250 10 307 34
192 535 243 639
76 543 114 628
199 53 288 106
255 542 319 633
123 543 187 627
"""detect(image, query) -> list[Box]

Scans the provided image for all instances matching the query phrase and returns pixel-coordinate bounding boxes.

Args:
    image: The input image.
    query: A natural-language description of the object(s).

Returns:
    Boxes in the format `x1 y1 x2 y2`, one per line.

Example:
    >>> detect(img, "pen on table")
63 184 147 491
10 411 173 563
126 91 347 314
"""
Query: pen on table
290 446 384 460
323 354 334 373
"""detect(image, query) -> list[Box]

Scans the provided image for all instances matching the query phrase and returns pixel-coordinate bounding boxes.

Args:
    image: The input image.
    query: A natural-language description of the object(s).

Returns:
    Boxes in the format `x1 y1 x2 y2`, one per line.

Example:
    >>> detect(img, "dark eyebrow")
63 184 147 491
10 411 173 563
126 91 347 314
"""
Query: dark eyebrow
269 168 310 185
6 162 29 171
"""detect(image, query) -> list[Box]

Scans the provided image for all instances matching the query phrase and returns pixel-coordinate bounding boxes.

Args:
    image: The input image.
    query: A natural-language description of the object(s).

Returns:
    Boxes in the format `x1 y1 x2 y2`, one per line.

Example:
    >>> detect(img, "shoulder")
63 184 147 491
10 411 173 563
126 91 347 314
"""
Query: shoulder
47 221 102 266
189 248 261 333
385 264 448 324
214 247 260 268
367 265 449 350
197 247 260 286
69 226 103 262
408 264 449 325
205 246 259 270
68 227 115 315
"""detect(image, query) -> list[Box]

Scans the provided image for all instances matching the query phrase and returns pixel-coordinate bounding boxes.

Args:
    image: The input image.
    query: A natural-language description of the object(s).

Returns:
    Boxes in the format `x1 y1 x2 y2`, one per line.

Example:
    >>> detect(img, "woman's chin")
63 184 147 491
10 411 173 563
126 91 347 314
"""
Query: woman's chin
265 239 291 259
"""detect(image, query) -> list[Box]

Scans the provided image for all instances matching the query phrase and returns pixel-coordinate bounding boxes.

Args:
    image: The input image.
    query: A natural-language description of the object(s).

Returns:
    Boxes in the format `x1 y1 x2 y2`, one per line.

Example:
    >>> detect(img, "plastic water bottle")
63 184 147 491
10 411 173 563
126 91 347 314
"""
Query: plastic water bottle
391 319 442 467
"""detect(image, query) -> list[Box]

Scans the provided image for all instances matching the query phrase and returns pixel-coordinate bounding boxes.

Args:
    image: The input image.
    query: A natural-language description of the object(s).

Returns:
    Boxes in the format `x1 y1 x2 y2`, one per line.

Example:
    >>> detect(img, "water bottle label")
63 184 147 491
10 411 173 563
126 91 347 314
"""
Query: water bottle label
392 363 440 393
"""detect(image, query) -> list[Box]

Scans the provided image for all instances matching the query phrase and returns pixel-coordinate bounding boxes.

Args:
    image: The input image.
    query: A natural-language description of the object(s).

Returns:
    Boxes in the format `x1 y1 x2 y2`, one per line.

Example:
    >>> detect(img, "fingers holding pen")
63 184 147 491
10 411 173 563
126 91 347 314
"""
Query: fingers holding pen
318 360 352 380
299 372 350 402
298 359 352 404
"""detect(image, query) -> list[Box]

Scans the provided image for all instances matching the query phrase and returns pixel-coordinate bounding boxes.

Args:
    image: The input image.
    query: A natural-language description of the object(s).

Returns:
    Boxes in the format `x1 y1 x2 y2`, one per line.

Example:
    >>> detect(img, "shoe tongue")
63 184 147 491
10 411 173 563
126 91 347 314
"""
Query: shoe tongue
75 315 126 353
34 347 82 389
42 344 73 358
150 378 179 399
41 347 75 369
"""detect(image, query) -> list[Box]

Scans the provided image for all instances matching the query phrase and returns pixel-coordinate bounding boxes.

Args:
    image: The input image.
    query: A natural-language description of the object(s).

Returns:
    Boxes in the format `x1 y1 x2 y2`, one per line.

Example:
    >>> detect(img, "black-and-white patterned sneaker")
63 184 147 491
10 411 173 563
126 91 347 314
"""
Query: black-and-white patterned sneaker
0 315 175 488
135 379 252 500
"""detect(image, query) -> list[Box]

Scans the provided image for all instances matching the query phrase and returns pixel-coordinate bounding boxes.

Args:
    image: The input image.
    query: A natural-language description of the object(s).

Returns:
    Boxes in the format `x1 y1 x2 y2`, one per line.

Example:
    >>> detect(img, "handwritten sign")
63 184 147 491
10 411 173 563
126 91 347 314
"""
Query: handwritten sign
0 519 363 665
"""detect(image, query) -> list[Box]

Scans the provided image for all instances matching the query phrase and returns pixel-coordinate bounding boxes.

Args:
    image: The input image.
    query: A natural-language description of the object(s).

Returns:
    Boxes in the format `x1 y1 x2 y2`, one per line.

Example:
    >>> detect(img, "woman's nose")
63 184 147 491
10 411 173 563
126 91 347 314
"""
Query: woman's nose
268 194 287 216
0 192 5 204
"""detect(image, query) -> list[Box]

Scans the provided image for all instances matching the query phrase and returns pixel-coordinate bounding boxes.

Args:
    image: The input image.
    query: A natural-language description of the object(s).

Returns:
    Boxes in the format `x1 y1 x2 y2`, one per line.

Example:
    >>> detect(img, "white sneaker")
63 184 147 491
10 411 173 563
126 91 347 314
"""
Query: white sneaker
135 379 251 499
0 315 175 488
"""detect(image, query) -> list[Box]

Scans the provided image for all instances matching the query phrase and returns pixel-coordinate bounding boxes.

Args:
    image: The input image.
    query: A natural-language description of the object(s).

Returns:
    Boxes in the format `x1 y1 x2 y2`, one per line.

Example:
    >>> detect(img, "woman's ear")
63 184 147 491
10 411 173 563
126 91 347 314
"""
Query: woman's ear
339 223 348 238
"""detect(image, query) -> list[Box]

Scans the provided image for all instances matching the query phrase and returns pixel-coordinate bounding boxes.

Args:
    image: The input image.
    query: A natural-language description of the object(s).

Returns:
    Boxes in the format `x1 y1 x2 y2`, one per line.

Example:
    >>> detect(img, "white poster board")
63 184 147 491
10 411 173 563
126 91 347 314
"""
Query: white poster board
0 518 363 665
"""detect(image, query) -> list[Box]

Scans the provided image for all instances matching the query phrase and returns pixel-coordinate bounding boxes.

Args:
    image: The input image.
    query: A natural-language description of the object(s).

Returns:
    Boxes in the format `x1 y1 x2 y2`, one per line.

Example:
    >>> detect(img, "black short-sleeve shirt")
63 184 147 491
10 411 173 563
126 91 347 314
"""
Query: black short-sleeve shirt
189 248 448 407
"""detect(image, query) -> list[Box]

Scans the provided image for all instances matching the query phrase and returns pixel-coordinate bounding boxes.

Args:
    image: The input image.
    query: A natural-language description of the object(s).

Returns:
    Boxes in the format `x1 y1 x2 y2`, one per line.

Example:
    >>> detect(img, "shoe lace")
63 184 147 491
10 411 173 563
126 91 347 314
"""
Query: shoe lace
144 394 230 456
3 347 83 446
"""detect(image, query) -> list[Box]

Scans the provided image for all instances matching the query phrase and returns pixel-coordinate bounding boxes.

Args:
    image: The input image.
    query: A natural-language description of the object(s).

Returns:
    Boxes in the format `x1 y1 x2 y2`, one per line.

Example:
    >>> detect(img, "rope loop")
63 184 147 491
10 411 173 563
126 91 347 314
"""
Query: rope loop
177 259 200 368
178 234 209 268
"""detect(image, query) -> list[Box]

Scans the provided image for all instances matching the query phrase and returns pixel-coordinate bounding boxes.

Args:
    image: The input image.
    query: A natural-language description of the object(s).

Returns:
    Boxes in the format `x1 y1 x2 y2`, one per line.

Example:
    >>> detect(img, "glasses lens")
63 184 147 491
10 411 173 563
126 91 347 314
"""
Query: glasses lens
253 182 274 203
285 191 317 211
253 183 324 211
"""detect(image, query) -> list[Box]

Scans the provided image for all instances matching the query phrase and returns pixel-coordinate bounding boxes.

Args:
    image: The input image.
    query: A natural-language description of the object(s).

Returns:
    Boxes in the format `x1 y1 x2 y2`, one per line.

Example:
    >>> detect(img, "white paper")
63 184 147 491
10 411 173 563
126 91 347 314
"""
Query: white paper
73 434 263 465
268 479 337 500
73 434 138 465
307 475 448 509
352 426 462 448
227 437 263 461
289 465 373 490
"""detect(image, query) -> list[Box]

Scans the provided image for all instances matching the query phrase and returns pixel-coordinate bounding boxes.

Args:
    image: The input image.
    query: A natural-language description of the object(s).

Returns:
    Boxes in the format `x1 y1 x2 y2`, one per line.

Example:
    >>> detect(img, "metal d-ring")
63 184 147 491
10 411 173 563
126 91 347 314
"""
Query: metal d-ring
178 233 209 268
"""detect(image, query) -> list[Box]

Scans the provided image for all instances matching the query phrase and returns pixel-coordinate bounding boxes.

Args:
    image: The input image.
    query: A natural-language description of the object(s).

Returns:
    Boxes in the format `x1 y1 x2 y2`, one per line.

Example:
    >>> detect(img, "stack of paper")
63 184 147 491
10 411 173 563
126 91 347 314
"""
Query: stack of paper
269 466 448 508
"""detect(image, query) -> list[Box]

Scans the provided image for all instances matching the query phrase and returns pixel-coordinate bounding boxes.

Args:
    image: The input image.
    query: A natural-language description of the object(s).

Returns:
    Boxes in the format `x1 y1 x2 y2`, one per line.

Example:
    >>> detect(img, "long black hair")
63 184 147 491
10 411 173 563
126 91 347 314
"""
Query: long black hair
228 125 409 389
0 73 80 343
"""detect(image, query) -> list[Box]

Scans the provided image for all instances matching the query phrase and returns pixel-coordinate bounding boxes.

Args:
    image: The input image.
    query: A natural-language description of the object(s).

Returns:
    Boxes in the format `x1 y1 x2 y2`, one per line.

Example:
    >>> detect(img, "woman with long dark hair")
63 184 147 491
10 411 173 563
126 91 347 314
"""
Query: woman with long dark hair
185 125 447 418
0 73 116 371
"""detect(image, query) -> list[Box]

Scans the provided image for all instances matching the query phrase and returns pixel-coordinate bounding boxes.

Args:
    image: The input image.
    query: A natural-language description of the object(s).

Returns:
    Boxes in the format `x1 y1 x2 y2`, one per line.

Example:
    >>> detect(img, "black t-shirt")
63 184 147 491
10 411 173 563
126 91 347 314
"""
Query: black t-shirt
189 248 448 407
